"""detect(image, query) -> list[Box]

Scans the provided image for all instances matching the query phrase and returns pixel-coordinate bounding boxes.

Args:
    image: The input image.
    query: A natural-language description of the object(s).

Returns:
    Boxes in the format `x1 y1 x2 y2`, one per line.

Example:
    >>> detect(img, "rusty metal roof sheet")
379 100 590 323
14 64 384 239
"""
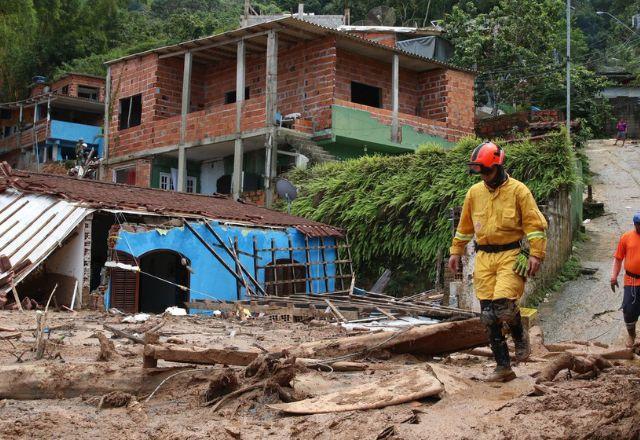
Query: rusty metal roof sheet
0 166 344 238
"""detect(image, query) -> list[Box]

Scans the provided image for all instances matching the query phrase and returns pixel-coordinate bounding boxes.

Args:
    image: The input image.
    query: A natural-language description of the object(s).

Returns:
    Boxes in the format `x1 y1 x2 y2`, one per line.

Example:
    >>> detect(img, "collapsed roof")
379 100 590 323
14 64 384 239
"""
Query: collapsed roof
0 164 343 238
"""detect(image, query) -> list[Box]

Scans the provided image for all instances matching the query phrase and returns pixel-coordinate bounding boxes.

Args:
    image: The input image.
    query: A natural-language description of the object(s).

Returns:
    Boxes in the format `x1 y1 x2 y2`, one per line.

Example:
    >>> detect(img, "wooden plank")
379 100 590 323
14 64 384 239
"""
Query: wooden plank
375 307 396 320
305 236 314 295
319 237 330 293
324 299 346 322
143 344 259 368
370 269 392 294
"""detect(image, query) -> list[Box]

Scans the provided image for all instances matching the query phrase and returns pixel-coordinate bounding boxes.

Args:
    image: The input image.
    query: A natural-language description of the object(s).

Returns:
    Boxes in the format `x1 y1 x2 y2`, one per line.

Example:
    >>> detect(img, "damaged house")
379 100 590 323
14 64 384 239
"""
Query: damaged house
103 17 475 206
0 165 349 313
0 73 106 170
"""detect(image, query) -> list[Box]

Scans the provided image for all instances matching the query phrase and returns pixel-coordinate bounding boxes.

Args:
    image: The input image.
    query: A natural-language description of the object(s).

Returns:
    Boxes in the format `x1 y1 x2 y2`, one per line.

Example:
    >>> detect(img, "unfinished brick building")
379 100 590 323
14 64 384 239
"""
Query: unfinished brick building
104 17 475 206
0 73 105 170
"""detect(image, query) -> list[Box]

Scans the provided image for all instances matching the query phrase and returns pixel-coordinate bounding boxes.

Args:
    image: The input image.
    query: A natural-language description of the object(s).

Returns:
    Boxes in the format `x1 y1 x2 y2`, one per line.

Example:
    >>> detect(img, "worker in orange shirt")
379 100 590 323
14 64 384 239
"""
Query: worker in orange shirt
449 142 548 382
610 213 640 348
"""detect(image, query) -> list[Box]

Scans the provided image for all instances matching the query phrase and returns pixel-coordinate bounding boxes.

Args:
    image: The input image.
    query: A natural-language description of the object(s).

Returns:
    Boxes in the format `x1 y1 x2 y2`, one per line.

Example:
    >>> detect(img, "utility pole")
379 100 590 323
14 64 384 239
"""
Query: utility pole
566 0 571 139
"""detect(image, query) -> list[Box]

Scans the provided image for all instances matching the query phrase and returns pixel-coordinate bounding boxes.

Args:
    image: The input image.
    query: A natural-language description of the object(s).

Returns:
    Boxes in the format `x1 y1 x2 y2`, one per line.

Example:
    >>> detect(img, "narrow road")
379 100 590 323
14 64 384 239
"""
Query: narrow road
539 139 640 345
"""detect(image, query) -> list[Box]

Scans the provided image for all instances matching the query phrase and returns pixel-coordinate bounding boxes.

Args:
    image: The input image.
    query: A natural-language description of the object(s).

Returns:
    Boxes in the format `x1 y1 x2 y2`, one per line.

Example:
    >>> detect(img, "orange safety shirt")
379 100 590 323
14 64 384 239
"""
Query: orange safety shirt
613 230 640 286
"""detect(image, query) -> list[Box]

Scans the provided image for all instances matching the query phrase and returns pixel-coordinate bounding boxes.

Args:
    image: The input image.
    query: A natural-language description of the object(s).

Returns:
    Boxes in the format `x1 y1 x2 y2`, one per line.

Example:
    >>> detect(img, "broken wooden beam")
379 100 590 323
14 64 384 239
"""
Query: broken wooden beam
143 344 260 368
0 364 208 400
103 324 145 345
288 318 489 360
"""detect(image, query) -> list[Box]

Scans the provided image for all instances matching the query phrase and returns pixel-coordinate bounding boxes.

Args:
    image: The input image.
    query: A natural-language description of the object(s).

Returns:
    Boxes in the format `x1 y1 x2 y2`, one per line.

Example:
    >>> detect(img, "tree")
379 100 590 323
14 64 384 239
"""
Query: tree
444 0 610 133
0 0 37 100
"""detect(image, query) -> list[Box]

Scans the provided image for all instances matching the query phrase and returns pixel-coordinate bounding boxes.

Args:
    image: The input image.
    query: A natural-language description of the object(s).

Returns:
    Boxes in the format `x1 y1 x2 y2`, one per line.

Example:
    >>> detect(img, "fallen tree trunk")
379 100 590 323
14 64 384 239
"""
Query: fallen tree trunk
288 318 488 360
535 353 613 383
0 363 200 400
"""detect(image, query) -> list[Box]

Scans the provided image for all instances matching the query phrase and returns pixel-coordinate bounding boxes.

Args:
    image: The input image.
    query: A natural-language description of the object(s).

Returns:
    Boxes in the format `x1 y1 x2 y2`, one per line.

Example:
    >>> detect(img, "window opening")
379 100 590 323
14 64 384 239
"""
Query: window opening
351 81 382 108
224 87 250 104
78 85 99 101
265 259 307 296
114 166 136 185
119 94 142 129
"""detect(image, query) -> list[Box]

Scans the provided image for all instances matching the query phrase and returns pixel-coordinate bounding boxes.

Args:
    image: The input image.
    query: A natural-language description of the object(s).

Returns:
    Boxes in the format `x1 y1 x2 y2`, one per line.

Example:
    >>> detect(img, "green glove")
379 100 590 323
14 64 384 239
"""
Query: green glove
512 249 530 279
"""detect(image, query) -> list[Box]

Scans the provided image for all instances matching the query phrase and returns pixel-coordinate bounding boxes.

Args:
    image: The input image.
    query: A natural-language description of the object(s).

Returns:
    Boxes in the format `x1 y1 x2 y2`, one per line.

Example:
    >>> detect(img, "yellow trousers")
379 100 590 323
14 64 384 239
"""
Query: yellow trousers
474 248 525 300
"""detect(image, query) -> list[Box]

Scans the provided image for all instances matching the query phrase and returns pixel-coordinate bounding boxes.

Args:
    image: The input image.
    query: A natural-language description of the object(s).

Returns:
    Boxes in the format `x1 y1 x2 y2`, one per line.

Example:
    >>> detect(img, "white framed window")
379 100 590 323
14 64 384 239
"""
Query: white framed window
159 172 197 193
186 176 196 193
159 172 173 190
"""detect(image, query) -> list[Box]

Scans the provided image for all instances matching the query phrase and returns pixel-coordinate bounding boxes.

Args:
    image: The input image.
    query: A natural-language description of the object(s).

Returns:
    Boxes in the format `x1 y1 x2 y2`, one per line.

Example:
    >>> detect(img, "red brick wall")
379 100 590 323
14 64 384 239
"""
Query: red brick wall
418 69 447 121
108 54 161 158
335 48 420 116
105 159 151 187
108 37 338 160
443 70 475 139
107 36 474 159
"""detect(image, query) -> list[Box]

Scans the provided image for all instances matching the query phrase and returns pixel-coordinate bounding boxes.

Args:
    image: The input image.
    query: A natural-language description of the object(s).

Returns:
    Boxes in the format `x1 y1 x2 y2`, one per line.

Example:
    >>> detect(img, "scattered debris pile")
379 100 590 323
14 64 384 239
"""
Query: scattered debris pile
0 308 639 439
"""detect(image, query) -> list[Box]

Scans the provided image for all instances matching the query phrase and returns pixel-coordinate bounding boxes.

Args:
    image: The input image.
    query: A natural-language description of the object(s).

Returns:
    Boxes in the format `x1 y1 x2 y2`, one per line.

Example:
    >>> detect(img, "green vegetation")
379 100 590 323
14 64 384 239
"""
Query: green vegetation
287 130 578 293
1 1 639 121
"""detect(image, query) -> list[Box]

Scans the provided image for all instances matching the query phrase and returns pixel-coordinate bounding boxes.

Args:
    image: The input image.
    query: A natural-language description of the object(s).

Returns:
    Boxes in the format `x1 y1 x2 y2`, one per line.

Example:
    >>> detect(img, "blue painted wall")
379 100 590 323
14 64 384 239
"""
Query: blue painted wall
49 120 103 158
105 221 339 312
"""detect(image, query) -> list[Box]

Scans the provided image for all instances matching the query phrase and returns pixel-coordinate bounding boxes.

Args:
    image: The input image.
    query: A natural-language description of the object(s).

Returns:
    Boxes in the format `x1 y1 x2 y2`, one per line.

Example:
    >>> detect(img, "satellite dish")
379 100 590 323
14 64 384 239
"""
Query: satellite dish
276 178 298 213
366 6 396 26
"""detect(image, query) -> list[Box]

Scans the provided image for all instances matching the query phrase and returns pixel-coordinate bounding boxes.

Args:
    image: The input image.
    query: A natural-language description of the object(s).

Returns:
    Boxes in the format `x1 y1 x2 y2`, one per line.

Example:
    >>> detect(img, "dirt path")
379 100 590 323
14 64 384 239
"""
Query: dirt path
539 139 640 344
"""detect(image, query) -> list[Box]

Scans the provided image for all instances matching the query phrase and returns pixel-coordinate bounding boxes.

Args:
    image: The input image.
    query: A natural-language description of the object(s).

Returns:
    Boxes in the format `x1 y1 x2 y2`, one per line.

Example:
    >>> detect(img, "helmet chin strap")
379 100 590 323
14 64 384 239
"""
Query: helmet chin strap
486 165 507 189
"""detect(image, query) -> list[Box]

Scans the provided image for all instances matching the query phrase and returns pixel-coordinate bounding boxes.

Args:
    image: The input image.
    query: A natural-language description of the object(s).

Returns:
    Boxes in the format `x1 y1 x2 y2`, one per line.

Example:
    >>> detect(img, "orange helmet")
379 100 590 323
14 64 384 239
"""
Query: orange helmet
468 141 505 174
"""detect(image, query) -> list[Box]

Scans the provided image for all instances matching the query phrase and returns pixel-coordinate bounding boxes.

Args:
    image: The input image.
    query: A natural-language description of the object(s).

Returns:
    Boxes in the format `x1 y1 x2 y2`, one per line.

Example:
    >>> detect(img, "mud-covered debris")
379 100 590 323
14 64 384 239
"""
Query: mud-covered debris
98 391 135 409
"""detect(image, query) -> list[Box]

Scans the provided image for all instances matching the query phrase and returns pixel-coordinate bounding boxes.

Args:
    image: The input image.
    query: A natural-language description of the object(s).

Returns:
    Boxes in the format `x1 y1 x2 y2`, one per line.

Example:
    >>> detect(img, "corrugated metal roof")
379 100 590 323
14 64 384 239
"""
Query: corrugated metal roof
0 167 344 237
0 190 91 294
105 17 474 74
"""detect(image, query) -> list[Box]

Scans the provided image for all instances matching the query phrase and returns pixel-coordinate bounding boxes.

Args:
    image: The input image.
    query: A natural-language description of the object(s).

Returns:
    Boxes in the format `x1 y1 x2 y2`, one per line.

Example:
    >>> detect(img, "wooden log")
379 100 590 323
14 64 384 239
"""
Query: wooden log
324 299 346 322
0 332 21 341
288 318 488 359
0 325 18 332
103 324 145 345
0 363 204 400
295 358 369 371
143 344 260 368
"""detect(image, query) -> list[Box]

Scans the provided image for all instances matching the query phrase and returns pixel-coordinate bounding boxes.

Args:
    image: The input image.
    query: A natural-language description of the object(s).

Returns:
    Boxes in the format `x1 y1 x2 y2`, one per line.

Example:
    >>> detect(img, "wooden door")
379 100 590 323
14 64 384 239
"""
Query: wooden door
110 250 139 313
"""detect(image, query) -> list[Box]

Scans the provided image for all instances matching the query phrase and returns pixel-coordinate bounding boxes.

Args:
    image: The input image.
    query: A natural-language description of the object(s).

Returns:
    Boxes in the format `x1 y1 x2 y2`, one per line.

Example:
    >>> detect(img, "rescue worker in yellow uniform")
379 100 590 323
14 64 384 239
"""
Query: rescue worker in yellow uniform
448 142 548 382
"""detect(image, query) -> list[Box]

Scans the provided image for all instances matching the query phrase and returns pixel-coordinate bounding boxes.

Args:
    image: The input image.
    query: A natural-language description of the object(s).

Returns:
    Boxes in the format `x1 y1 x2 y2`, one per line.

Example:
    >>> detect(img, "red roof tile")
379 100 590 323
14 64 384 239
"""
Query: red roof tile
0 166 343 238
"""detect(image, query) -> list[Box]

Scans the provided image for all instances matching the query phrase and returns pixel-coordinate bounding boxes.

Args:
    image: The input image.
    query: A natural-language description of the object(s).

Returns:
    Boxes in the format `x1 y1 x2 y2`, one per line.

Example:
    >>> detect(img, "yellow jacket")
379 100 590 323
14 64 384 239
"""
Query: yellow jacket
449 176 548 259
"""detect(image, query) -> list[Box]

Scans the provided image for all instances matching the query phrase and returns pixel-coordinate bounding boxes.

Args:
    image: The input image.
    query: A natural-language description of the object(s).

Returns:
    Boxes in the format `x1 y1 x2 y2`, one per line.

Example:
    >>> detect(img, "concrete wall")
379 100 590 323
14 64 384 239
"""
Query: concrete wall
107 221 339 309
44 223 86 308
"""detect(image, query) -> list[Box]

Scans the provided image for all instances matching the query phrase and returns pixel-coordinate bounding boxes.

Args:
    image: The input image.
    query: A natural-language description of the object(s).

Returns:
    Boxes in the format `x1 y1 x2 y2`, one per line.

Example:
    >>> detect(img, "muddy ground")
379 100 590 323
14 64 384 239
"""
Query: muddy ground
1 310 639 440
539 139 640 345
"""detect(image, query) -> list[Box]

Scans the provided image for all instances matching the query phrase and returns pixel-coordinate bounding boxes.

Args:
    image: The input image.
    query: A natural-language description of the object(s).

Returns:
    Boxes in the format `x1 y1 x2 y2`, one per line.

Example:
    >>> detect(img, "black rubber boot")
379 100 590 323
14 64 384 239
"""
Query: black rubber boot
485 321 516 382
626 322 636 348
510 312 531 362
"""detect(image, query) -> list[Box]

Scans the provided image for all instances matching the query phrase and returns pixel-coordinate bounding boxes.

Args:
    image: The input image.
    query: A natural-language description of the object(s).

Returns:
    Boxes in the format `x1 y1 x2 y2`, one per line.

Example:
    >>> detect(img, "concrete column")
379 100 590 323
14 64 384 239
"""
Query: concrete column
101 66 111 178
177 51 192 192
232 40 246 200
391 54 399 143
264 30 278 208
